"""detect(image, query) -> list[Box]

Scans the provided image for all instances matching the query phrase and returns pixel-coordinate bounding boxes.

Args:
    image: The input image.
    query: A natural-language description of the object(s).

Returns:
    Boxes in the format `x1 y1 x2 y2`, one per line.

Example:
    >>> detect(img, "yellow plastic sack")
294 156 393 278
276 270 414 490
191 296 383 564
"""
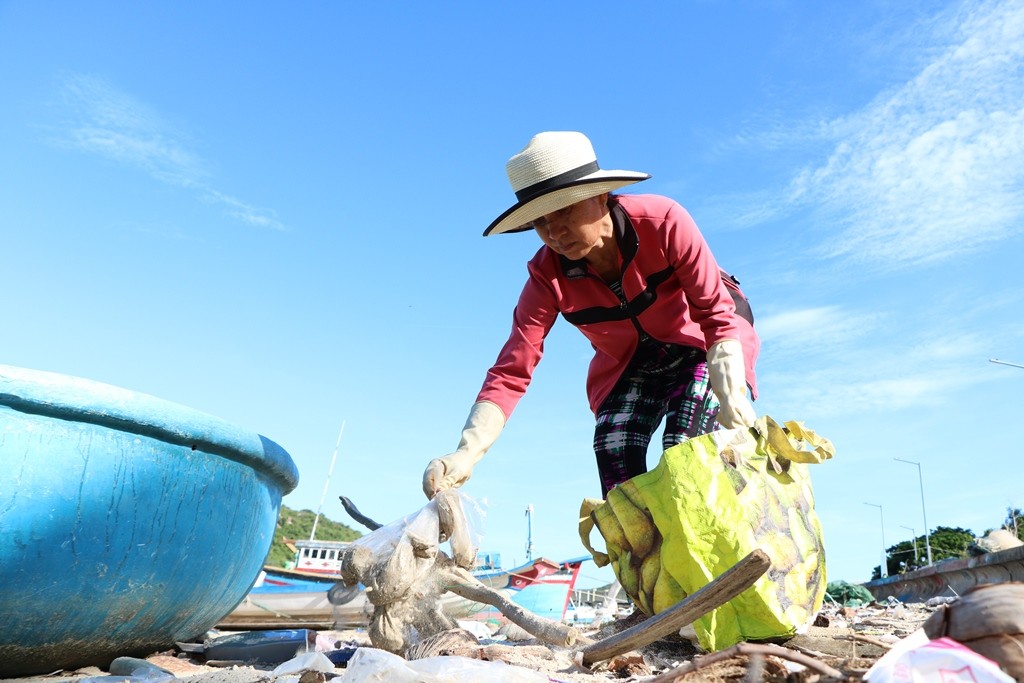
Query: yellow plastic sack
579 416 834 651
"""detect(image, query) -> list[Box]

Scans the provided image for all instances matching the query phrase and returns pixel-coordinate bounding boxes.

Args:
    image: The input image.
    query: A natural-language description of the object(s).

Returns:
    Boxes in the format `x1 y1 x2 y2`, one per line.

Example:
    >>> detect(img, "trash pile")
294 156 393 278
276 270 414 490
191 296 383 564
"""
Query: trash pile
22 582 1024 682
333 489 477 654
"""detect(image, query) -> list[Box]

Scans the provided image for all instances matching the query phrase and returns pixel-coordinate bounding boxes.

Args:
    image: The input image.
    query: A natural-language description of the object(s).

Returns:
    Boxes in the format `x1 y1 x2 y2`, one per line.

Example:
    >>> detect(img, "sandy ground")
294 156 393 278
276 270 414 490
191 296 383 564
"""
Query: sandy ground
1 599 938 683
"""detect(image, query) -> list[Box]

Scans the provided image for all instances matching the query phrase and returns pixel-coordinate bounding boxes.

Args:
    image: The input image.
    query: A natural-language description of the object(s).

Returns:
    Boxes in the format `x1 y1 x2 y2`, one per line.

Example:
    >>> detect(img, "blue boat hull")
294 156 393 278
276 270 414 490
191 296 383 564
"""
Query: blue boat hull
0 365 299 676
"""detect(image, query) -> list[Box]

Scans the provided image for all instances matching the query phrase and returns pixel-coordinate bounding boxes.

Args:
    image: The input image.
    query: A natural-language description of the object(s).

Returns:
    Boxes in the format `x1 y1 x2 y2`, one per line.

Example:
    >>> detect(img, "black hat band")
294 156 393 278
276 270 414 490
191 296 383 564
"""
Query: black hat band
514 161 600 203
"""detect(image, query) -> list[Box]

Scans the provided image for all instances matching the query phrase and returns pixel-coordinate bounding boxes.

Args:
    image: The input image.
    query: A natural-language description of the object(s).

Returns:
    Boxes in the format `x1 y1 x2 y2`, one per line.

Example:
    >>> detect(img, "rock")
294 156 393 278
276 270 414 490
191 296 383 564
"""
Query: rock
923 582 1024 680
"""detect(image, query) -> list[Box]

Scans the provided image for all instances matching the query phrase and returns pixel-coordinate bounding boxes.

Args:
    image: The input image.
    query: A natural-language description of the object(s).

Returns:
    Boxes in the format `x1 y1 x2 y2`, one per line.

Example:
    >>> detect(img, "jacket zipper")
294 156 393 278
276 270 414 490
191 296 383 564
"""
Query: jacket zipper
585 270 650 341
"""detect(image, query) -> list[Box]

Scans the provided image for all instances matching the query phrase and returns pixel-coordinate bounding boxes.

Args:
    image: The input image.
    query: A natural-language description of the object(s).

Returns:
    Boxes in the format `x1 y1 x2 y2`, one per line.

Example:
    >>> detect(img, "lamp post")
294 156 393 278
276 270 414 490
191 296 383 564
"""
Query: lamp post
900 525 919 565
864 502 887 578
894 458 933 566
990 358 1024 370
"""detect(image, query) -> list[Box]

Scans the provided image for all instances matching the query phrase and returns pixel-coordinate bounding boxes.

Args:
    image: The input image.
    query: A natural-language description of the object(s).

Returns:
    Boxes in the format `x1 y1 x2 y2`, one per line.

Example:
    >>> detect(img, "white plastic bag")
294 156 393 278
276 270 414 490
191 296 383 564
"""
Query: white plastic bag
272 651 336 676
338 647 549 683
865 631 1014 682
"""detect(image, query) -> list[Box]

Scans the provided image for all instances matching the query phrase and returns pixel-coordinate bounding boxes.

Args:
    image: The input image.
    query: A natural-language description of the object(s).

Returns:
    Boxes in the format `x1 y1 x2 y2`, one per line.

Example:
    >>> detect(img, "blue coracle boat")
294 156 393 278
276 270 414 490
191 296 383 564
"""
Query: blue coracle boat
0 364 299 677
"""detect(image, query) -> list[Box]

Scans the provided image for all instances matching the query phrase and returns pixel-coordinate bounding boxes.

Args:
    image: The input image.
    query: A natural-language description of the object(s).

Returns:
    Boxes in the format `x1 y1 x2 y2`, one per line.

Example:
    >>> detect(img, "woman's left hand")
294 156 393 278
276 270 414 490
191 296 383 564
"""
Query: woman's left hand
707 339 756 429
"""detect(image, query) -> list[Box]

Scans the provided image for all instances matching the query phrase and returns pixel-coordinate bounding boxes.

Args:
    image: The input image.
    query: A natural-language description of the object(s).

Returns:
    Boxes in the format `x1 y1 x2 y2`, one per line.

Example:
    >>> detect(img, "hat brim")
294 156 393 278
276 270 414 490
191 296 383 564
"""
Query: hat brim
484 170 650 236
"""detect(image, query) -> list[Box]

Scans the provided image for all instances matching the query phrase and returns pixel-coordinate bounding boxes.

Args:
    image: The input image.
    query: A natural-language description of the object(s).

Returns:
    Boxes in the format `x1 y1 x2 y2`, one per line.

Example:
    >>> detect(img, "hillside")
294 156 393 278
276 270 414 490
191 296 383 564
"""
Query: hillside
266 504 363 567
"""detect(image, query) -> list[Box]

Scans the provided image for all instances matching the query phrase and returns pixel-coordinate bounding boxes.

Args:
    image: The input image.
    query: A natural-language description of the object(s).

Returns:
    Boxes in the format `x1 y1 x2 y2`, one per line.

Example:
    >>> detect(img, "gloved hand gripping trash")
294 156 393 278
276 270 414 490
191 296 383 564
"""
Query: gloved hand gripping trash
422 401 505 499
706 339 756 429
335 490 481 655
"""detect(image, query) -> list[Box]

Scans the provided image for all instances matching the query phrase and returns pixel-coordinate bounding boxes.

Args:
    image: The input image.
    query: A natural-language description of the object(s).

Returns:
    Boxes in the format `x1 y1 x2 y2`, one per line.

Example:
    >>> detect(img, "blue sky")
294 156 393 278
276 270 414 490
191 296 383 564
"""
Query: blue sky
3 0 1022 588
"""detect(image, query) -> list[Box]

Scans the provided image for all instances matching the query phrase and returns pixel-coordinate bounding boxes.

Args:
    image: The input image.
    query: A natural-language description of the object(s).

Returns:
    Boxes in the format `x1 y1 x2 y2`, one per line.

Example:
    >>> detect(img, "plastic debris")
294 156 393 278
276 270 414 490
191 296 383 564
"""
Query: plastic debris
204 628 318 664
335 490 483 654
272 651 336 676
337 647 549 682
865 631 1013 682
826 580 876 606
77 657 175 683
455 619 492 640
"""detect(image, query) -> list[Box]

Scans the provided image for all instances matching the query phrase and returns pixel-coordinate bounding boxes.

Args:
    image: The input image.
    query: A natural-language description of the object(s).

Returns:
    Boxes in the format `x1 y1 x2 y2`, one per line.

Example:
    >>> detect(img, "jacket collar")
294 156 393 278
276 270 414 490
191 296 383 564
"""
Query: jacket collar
559 201 638 279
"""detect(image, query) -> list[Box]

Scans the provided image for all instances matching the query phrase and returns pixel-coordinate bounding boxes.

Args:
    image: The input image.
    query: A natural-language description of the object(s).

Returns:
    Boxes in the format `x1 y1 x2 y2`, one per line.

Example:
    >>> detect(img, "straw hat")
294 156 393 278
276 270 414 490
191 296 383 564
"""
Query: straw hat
483 131 651 236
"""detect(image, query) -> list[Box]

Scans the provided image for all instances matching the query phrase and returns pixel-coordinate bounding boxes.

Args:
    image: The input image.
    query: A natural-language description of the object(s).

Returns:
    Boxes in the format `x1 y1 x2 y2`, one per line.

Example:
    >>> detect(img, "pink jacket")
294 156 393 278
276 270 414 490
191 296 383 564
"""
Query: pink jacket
476 194 760 419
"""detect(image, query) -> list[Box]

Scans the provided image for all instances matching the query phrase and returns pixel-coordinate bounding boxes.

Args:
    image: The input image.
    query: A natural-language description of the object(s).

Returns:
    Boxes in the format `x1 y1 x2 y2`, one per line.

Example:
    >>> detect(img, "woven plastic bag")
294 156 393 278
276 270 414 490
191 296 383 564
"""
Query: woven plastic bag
579 416 833 651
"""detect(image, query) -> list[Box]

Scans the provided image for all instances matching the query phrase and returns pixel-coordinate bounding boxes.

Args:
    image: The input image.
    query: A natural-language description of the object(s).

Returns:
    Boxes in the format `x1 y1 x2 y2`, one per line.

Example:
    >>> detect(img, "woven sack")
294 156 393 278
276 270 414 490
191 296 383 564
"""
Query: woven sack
579 416 833 651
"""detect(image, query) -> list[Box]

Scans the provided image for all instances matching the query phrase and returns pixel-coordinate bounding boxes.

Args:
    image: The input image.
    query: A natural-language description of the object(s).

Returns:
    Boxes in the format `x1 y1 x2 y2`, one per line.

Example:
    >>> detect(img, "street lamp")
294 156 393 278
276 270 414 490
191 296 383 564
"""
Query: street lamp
895 458 933 566
990 358 1024 370
900 525 919 565
864 502 887 578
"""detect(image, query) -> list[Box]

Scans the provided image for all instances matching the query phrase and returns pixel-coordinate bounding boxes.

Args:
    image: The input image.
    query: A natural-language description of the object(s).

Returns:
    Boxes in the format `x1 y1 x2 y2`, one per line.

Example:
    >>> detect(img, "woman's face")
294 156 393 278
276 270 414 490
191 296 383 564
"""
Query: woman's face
532 194 612 261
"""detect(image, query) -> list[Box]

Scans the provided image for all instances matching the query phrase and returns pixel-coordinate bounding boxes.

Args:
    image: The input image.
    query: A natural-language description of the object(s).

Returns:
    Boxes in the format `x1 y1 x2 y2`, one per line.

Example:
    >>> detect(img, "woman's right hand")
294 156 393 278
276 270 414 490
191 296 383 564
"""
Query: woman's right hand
421 401 506 499
422 451 478 499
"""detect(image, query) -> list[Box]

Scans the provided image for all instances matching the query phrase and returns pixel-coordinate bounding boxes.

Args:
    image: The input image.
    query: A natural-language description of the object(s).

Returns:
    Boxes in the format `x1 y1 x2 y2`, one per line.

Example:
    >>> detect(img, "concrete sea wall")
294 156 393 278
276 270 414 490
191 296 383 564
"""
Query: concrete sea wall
864 546 1024 603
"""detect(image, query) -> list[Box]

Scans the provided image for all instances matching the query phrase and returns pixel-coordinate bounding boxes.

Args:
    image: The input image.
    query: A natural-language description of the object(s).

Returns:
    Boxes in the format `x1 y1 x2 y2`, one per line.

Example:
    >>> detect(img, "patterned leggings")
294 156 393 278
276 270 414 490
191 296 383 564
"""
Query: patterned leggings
593 342 720 497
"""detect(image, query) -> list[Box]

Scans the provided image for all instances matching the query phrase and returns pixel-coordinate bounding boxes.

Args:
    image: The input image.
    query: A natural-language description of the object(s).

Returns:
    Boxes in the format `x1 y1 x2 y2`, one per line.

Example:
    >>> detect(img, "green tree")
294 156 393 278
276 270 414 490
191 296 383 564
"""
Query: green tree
871 526 975 580
928 526 975 560
264 505 362 567
1003 507 1024 540
887 538 922 574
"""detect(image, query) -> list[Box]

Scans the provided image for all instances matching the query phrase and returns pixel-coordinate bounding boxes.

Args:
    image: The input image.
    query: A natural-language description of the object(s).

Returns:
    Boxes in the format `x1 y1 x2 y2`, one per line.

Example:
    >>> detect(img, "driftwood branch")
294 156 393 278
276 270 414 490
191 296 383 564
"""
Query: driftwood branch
648 642 845 681
580 549 771 667
439 564 589 649
339 495 382 531
834 633 894 650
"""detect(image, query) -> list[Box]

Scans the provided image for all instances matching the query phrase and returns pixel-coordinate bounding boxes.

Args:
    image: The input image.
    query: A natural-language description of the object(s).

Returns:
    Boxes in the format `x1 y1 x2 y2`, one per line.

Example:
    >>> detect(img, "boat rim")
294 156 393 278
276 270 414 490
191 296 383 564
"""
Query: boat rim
0 363 298 494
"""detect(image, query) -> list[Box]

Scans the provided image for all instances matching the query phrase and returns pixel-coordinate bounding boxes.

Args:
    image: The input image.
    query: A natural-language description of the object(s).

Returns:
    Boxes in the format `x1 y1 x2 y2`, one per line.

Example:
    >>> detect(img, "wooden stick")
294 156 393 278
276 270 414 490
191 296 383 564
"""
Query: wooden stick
648 642 845 681
834 633 893 650
440 565 589 648
580 549 771 667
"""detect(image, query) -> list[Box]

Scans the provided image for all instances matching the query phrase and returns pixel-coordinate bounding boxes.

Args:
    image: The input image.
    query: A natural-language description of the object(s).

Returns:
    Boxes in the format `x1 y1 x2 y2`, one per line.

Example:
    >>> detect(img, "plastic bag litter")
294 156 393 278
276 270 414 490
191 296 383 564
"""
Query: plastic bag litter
337 647 549 682
580 415 833 651
335 490 486 654
865 631 1013 682
272 651 336 677
456 619 494 639
826 580 876 606
339 489 485 595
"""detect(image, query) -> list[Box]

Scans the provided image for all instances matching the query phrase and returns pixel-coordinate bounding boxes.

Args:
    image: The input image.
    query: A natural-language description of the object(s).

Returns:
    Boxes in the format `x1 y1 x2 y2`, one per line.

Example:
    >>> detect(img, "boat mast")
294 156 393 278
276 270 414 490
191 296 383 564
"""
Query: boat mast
525 504 534 562
310 421 346 541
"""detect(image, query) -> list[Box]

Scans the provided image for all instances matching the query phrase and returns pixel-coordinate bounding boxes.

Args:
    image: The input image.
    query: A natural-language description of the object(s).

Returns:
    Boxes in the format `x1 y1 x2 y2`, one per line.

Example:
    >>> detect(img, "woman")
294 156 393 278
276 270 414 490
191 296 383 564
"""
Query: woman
423 131 759 499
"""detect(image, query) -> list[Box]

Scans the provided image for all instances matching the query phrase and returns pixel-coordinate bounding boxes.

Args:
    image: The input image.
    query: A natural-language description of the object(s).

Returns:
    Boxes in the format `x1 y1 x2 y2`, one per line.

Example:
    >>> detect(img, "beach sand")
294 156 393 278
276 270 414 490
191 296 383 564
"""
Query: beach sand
0 599 937 683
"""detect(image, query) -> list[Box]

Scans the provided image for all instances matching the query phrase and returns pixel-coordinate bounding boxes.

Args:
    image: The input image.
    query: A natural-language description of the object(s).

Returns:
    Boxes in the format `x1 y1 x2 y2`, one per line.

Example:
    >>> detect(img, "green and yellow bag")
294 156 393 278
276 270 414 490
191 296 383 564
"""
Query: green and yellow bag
579 416 834 651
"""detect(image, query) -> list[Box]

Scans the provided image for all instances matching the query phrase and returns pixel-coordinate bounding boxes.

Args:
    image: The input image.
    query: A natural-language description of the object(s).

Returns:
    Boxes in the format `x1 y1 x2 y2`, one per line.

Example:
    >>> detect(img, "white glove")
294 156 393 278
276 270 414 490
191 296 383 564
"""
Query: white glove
422 401 505 499
707 339 756 429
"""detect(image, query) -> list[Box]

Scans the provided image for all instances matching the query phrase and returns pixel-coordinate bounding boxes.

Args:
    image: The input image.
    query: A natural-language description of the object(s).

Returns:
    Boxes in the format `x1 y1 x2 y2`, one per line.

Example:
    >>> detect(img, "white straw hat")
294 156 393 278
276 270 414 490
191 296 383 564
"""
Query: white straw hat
484 131 651 236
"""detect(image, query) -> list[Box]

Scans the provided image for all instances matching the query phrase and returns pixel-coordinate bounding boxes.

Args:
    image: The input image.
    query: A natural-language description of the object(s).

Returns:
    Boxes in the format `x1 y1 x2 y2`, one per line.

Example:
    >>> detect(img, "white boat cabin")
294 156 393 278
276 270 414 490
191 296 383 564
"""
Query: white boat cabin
293 539 349 574
292 539 504 575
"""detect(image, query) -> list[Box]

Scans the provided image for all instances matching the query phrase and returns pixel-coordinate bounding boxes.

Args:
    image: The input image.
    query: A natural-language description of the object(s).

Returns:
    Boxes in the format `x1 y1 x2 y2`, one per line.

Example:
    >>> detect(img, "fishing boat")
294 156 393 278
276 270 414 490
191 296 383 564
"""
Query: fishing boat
0 364 299 677
451 555 586 624
219 566 372 630
218 543 585 630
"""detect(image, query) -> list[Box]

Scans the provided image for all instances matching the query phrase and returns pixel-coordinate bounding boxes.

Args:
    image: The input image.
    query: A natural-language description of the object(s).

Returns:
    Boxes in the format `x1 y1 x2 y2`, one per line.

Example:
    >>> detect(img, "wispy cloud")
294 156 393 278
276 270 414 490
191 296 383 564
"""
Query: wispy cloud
757 306 884 357
52 73 285 231
741 0 1024 268
759 308 997 417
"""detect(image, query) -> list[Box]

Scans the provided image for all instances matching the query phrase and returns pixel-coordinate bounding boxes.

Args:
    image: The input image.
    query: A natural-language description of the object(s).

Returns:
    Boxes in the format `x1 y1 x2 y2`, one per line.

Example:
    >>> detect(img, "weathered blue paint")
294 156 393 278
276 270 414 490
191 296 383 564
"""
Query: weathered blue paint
0 364 299 677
